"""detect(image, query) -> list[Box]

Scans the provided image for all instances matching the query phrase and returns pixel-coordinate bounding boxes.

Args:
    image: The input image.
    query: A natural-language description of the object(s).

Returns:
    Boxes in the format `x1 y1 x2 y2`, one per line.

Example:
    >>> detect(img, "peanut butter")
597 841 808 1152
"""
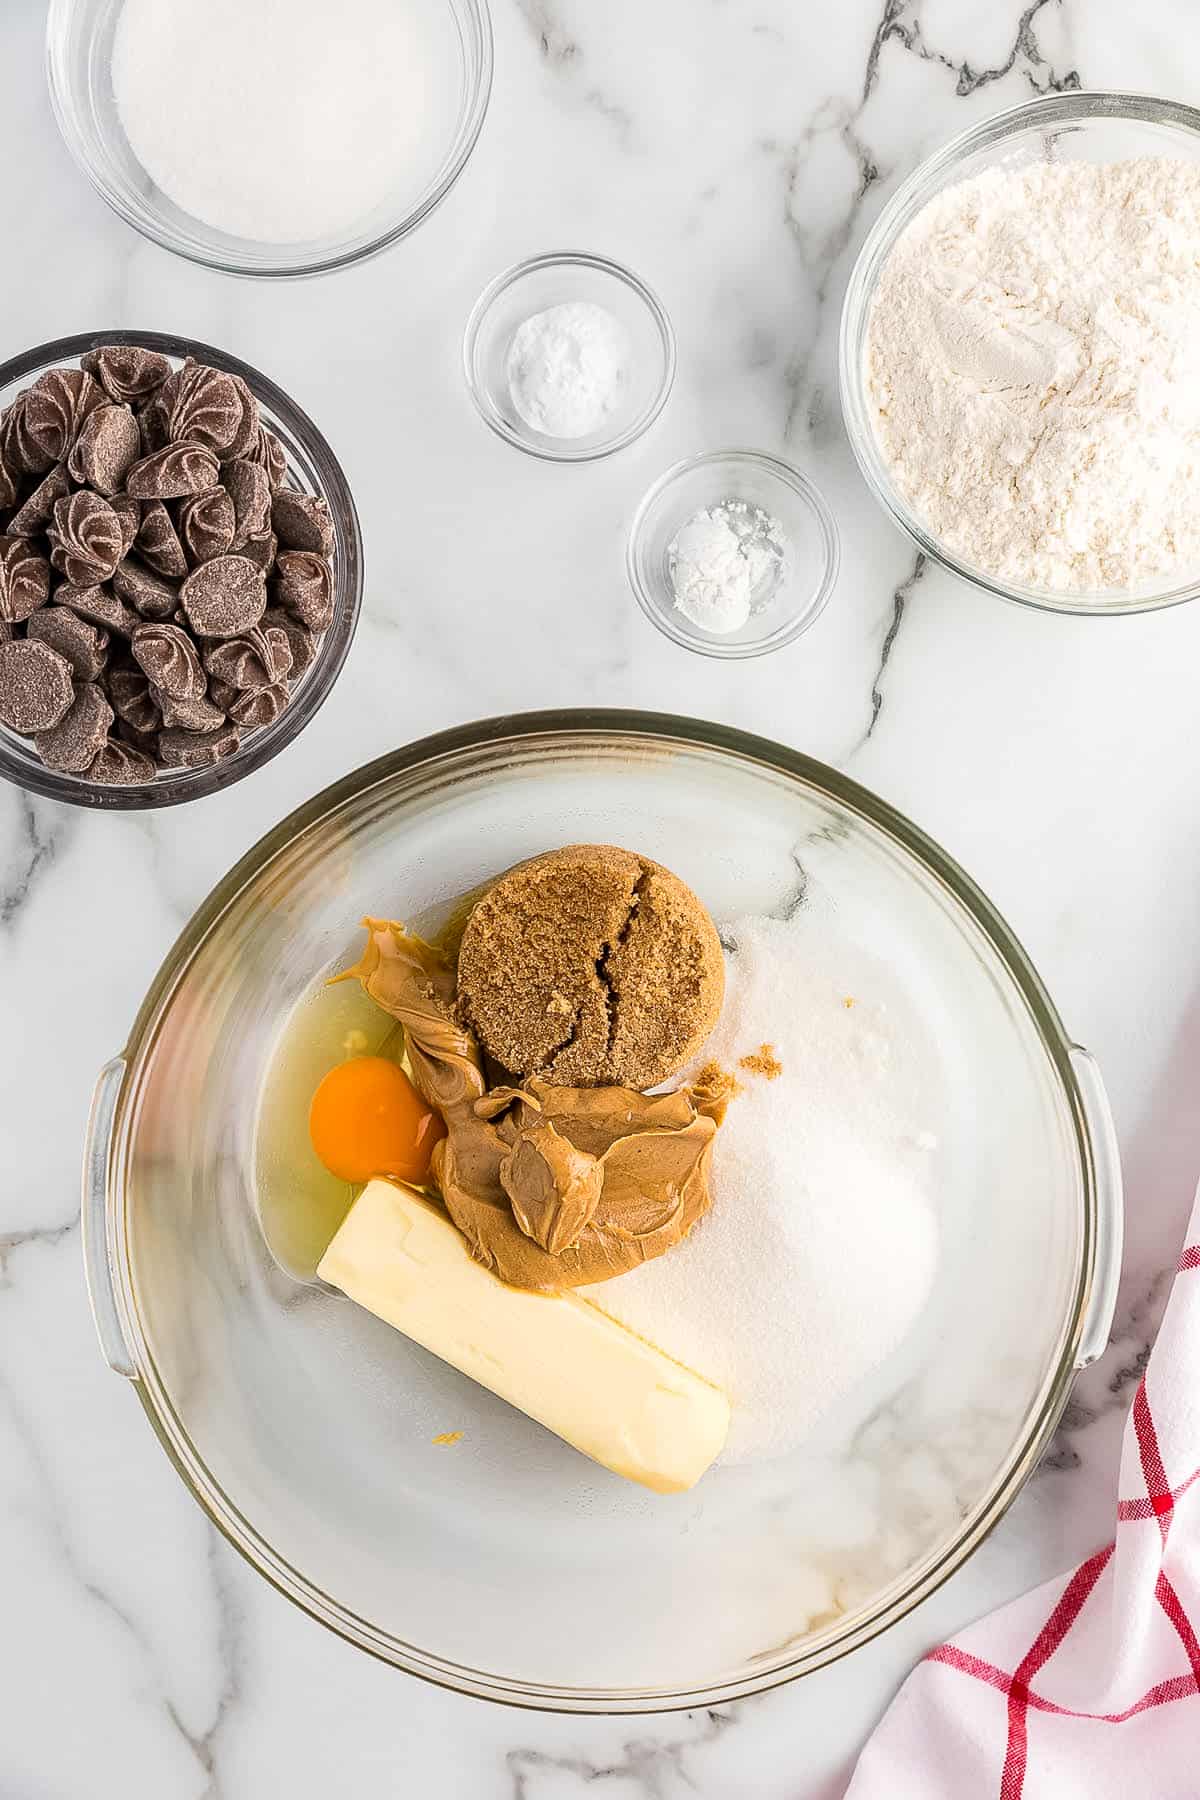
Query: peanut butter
341 919 727 1292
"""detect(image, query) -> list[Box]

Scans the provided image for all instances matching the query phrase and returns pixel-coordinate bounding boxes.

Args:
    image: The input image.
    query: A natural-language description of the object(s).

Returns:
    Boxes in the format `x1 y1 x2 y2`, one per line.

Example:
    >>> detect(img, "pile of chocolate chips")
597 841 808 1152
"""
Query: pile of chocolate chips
0 346 336 785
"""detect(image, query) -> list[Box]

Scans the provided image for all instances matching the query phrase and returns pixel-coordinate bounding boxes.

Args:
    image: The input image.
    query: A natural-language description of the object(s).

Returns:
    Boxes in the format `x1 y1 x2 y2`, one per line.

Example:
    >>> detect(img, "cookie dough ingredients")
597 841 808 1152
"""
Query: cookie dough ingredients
308 1055 445 1185
456 845 724 1087
866 157 1200 593
111 0 437 244
0 348 334 783
583 911 942 1462
668 501 788 634
342 920 727 1291
506 303 630 439
319 1177 731 1493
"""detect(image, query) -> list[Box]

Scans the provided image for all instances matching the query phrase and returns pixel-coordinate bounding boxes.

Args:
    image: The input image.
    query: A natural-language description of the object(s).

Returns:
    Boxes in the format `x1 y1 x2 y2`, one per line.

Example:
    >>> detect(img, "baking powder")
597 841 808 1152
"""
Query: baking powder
506 302 630 439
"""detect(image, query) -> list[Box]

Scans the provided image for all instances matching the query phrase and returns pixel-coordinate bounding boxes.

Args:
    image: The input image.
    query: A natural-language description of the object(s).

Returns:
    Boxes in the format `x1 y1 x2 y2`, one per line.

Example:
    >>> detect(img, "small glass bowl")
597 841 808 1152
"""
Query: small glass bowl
44 0 493 279
0 330 363 810
628 451 839 658
840 90 1200 616
463 253 675 462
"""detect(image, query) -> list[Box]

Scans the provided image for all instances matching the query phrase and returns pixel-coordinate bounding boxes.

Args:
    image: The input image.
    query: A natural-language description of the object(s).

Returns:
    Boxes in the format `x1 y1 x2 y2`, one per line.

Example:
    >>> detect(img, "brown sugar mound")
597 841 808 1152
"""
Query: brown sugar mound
455 844 725 1088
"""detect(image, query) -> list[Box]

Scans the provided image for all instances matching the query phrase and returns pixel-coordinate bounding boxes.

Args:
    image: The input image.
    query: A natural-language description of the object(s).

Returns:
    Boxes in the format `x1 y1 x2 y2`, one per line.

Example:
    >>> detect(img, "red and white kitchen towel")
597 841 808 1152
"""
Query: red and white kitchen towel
848 1185 1200 1800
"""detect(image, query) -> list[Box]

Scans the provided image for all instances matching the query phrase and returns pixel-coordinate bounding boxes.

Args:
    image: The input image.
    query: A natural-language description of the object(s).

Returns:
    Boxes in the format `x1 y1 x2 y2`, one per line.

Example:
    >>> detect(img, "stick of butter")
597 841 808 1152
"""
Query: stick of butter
318 1177 730 1494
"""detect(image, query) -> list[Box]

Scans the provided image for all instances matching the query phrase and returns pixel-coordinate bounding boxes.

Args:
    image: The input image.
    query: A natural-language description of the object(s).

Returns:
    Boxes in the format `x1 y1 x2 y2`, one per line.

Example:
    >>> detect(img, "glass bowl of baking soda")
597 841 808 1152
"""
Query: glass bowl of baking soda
628 450 840 659
463 253 676 462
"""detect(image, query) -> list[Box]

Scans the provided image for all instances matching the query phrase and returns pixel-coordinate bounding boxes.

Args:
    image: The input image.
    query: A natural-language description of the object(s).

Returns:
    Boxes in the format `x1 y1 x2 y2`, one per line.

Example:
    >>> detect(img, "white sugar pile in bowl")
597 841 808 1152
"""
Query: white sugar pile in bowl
583 909 944 1463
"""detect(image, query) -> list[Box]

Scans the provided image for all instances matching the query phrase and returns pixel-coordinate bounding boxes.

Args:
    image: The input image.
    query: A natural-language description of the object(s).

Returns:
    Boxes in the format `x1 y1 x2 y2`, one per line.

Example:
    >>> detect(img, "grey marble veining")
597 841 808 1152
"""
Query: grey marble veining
4 0 1200 1795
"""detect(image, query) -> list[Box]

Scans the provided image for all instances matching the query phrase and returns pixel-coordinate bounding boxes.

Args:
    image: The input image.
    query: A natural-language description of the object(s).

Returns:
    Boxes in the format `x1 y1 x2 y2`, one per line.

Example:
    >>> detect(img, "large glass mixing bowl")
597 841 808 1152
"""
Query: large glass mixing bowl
82 712 1122 1710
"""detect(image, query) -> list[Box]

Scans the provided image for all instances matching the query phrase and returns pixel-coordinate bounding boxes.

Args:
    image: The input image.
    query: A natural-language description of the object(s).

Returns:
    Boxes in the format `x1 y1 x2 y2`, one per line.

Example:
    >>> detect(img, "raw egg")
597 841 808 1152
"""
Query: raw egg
308 1056 445 1185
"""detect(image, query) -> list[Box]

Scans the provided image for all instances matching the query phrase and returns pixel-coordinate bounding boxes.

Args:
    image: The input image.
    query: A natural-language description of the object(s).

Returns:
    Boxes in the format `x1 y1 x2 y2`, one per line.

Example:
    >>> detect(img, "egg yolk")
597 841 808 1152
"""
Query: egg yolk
308 1056 446 1185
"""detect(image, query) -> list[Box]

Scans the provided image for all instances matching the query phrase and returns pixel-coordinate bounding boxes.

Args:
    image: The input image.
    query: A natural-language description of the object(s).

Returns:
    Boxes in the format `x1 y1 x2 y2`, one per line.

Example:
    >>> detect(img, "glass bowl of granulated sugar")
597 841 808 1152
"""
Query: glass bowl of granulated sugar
46 0 492 278
840 90 1200 616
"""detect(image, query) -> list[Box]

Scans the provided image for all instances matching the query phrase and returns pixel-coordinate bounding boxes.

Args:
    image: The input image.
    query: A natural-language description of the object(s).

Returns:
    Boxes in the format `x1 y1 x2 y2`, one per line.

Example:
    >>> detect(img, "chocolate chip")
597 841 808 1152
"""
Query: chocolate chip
181 555 266 638
81 344 172 403
225 681 289 729
224 375 261 461
262 606 318 684
24 368 103 466
221 459 271 549
86 735 158 785
0 350 330 784
136 500 188 579
108 662 162 734
153 686 226 731
27 606 109 680
159 722 239 767
202 622 291 690
137 396 169 456
113 557 178 621
270 549 333 630
1 394 55 476
131 620 206 699
0 533 51 621
32 679 113 771
116 716 161 757
271 489 334 557
178 487 236 564
0 450 17 510
238 528 277 572
0 638 75 732
6 464 71 537
49 491 124 585
160 360 244 453
110 493 142 560
55 582 140 637
247 424 288 491
125 441 220 500
67 403 141 496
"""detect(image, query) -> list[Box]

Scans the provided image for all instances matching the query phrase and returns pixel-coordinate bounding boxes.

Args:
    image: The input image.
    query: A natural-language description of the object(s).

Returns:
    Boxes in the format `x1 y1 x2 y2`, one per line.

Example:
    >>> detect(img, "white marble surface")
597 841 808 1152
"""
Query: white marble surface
4 1 1200 1794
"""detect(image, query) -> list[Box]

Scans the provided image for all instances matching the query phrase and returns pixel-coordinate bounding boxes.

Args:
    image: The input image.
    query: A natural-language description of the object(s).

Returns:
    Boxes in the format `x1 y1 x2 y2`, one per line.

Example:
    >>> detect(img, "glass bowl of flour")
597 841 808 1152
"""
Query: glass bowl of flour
840 91 1200 615
46 0 492 277
83 711 1122 1707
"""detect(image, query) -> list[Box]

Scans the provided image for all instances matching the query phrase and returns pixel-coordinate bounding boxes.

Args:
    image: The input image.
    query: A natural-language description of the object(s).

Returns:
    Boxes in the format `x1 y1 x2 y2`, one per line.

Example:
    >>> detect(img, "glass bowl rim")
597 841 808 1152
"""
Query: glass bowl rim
838 88 1200 617
626 449 841 659
98 707 1101 1711
44 0 494 280
461 251 677 463
0 327 363 809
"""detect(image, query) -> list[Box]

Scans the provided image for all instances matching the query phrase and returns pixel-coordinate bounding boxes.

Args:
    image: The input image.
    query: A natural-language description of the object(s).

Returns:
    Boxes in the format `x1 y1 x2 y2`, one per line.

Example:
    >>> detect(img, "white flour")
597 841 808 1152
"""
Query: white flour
582 912 941 1463
866 158 1200 594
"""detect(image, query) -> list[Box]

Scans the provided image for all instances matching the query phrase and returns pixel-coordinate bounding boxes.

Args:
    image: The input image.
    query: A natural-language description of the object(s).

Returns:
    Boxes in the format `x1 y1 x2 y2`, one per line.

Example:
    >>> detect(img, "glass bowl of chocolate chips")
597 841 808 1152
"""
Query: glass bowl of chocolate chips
0 331 362 808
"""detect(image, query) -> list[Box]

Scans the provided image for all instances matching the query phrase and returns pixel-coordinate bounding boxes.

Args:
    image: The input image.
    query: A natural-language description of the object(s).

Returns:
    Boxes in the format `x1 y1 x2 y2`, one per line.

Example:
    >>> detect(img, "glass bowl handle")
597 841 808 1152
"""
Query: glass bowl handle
1070 1046 1124 1369
82 1056 137 1379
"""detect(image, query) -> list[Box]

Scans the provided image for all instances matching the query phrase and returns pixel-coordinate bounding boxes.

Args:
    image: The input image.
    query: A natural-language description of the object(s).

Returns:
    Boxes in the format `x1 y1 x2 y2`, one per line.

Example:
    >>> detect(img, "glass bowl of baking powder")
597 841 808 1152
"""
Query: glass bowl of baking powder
840 91 1200 616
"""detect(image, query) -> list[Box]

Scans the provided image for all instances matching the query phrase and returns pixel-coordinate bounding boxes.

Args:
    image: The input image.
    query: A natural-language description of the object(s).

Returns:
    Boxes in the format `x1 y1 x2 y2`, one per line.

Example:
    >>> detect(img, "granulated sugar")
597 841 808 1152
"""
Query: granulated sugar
112 0 443 243
582 912 942 1463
